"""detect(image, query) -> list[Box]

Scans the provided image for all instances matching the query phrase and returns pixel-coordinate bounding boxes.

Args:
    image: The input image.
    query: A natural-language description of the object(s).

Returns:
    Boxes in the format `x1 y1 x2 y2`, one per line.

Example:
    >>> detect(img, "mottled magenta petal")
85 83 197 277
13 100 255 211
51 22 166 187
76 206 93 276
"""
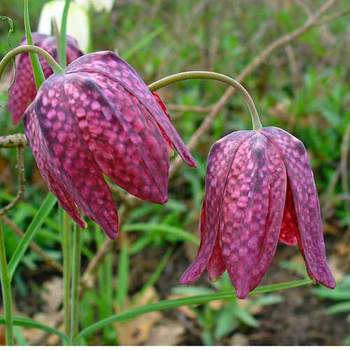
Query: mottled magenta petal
180 131 253 284
63 73 169 203
66 51 196 168
28 75 119 239
279 182 299 246
24 106 86 228
197 199 225 281
8 34 82 124
262 127 335 289
151 92 173 150
219 134 287 298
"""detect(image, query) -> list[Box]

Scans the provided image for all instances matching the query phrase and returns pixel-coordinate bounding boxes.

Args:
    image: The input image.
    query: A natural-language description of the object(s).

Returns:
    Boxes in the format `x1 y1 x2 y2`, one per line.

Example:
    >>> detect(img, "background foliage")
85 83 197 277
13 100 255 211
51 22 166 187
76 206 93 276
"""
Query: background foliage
0 0 350 345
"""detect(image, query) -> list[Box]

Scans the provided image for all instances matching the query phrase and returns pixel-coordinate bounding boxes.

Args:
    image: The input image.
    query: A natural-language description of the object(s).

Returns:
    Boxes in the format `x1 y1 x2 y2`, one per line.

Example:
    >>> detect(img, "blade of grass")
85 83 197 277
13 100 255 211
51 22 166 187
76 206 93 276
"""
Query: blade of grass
0 316 69 342
8 193 57 278
23 0 45 88
116 238 129 308
123 26 164 60
123 223 199 245
59 0 71 68
139 248 173 295
77 279 311 340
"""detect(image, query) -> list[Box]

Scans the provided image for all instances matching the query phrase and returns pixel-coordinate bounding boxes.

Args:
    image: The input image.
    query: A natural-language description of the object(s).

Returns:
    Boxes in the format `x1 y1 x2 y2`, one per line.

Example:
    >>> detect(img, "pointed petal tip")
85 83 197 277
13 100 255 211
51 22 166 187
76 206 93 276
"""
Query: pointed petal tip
179 274 193 285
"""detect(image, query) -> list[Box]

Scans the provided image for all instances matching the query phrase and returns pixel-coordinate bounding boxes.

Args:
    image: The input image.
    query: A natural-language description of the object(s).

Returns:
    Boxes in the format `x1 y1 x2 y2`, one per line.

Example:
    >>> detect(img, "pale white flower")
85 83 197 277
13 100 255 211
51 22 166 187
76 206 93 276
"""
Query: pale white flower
75 0 114 12
38 0 90 52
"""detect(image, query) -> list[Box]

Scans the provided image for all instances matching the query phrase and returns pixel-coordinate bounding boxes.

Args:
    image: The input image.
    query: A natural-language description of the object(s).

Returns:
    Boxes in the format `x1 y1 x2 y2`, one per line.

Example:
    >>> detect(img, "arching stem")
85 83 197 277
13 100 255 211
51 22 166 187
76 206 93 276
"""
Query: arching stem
148 71 263 130
0 45 63 79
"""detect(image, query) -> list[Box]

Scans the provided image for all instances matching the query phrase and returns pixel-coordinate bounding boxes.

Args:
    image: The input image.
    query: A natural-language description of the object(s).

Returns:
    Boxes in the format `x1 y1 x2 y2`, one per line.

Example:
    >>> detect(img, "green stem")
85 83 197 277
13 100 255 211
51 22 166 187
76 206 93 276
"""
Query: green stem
0 45 63 80
148 71 263 130
23 0 45 88
59 0 72 68
70 225 81 344
61 211 72 345
0 220 14 345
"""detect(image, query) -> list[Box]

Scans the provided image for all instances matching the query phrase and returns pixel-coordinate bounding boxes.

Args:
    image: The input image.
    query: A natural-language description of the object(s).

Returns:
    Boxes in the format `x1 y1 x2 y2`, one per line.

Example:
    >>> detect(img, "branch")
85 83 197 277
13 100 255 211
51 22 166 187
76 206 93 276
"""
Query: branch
0 134 27 148
0 147 26 216
1 214 63 273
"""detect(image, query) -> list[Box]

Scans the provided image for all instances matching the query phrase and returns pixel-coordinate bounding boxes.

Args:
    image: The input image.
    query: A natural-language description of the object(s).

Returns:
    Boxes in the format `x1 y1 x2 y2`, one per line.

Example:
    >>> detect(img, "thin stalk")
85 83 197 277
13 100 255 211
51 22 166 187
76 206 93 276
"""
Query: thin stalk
59 0 72 68
0 220 14 345
0 45 63 79
61 211 72 345
23 0 45 88
70 225 81 344
148 71 263 130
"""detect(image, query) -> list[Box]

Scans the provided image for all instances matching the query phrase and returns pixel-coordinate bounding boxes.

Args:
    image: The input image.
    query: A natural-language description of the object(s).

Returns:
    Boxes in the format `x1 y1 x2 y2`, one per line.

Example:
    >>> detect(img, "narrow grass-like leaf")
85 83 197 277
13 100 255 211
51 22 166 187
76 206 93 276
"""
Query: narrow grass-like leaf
0 316 68 343
8 193 57 278
77 279 311 340
123 223 199 245
23 0 45 88
327 302 350 315
123 26 164 60
116 239 129 308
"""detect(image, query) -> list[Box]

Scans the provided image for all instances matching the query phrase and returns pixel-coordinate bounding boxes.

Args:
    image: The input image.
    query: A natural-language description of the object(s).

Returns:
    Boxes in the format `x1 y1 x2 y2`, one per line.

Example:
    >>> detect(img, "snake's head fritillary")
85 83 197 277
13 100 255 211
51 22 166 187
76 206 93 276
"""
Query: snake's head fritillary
8 33 83 124
180 127 335 298
23 51 196 239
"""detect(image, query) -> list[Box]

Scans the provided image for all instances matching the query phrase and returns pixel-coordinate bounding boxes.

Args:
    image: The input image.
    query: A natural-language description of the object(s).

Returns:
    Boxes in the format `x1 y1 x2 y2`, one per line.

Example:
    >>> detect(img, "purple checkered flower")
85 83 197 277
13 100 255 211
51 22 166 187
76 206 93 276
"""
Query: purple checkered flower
180 127 335 298
23 51 195 239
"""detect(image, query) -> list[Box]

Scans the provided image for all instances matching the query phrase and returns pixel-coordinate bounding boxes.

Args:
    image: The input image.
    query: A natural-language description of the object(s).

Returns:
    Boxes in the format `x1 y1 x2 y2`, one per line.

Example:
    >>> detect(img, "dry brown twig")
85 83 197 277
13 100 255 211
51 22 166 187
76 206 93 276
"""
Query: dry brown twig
1 214 63 273
0 146 26 216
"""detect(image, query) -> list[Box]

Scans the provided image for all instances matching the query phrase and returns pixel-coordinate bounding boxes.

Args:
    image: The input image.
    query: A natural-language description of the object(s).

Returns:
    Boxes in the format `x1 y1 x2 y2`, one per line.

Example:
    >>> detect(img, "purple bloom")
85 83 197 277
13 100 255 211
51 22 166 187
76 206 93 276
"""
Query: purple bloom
8 33 83 124
180 127 335 298
23 51 196 239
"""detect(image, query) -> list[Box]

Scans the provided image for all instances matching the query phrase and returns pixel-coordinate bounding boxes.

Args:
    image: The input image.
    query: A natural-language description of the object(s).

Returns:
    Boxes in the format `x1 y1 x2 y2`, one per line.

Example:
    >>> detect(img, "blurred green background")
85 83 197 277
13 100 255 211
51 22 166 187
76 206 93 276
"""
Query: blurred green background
0 0 350 345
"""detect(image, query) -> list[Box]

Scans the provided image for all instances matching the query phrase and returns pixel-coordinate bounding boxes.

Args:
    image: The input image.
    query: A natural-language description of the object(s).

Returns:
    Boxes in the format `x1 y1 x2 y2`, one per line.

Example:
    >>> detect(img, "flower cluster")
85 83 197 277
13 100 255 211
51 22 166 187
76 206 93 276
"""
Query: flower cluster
8 34 335 296
9 37 195 239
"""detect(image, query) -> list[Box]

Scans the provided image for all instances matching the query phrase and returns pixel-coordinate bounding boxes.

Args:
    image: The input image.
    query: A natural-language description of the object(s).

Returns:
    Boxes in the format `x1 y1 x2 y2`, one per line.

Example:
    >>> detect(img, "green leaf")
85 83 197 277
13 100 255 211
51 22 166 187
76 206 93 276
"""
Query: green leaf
313 288 350 300
235 307 259 328
215 306 238 339
0 316 68 343
116 240 129 308
327 302 350 315
8 193 57 278
123 223 199 245
77 279 311 340
23 0 45 88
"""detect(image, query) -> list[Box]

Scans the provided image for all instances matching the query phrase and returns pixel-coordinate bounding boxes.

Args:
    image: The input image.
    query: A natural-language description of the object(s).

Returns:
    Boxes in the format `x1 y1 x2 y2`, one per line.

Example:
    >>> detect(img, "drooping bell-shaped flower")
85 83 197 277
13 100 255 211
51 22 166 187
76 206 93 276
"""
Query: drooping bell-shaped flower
8 33 83 124
23 51 196 239
180 127 335 298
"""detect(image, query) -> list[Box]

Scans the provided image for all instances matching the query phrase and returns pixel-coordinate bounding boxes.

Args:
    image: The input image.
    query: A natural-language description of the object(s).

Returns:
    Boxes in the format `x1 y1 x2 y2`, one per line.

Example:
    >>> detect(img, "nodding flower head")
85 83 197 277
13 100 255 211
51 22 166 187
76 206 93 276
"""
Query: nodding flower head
8 33 83 124
23 51 196 239
180 127 335 298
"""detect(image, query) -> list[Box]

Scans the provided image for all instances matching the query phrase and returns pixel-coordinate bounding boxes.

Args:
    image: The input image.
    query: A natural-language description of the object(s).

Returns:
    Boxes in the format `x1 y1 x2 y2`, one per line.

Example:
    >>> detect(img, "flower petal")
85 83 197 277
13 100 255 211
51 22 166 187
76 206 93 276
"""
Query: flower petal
64 73 169 203
279 182 299 246
24 106 85 228
262 127 335 289
220 134 287 298
31 74 119 239
66 51 196 167
180 131 253 284
8 34 82 124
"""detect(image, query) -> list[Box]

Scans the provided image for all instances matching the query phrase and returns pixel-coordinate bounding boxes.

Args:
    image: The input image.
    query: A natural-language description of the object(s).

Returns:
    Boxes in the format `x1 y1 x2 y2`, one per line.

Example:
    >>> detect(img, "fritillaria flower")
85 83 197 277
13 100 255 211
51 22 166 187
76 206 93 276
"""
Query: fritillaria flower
23 51 195 239
9 33 83 124
180 127 335 298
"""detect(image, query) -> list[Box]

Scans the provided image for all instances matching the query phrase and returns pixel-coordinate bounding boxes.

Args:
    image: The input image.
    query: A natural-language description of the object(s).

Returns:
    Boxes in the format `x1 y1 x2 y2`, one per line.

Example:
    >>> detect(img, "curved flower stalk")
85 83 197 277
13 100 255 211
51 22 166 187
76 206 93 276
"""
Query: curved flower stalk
8 33 83 124
180 127 336 298
23 51 196 239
